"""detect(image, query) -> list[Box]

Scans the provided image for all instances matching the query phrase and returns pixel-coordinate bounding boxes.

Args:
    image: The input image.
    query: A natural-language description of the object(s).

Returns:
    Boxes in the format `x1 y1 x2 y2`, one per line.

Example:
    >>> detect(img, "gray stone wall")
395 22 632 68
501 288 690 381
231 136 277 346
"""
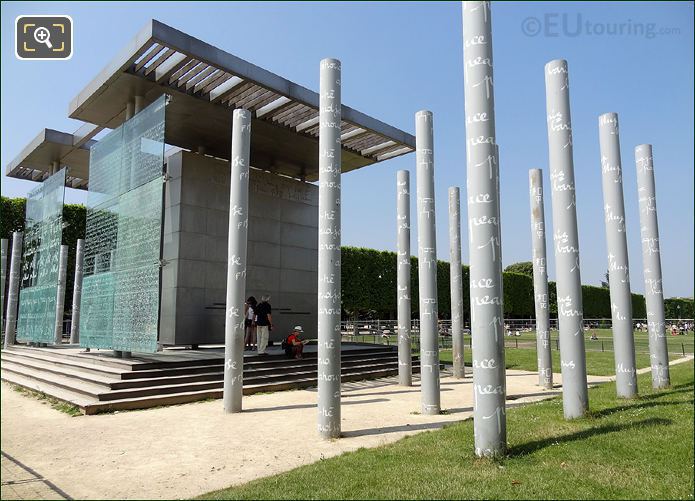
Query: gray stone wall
160 151 318 346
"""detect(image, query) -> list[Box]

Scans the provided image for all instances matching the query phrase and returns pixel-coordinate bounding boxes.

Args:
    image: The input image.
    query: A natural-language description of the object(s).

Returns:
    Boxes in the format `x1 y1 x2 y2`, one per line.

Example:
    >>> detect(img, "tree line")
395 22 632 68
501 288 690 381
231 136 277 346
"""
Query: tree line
1 196 692 320
341 248 693 320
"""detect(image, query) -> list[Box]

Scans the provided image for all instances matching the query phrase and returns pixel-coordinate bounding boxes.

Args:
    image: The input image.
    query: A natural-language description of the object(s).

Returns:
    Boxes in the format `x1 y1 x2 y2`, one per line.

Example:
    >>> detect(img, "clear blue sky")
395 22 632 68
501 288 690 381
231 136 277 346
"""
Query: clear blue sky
1 1 693 299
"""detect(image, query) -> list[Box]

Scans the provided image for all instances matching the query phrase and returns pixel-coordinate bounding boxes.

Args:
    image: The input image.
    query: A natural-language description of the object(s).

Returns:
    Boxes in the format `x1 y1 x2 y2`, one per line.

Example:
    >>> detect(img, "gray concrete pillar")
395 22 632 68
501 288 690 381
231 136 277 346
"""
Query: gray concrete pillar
544 59 589 418
1 238 7 336
529 169 553 389
317 58 342 439
51 160 59 176
448 187 465 378
463 0 507 457
134 95 144 114
126 101 134 121
397 170 412 386
635 144 670 389
70 239 85 344
222 108 252 413
415 110 441 415
4 233 22 348
599 113 638 398
54 245 68 345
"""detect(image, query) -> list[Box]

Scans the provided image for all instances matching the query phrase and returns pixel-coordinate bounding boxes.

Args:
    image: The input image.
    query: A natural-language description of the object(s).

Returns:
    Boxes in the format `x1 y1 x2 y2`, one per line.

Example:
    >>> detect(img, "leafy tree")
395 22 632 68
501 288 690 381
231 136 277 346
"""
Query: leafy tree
504 261 533 277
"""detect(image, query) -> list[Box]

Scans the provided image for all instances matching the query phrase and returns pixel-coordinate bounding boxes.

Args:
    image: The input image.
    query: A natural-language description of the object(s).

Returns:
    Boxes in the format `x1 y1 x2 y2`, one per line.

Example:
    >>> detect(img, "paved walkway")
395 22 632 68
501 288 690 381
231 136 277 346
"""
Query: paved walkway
1 452 69 500
1 357 691 500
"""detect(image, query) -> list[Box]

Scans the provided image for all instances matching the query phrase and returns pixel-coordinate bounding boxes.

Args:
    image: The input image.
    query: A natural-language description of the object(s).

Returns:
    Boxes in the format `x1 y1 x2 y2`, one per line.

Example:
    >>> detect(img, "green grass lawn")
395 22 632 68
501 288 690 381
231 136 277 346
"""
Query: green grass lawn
439 347 654 377
505 329 694 355
200 361 694 500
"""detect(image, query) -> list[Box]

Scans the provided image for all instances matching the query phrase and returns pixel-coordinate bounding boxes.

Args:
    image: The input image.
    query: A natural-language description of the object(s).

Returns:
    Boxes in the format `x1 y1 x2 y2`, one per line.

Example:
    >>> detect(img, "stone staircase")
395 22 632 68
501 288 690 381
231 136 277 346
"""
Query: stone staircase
0 344 422 414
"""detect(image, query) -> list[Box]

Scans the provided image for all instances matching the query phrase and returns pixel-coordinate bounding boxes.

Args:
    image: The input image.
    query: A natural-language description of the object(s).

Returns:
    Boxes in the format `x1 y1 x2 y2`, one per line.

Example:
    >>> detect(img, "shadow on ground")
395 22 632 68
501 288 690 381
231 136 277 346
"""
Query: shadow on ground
590 397 693 419
508 417 673 457
342 421 447 438
246 397 389 413
1 451 72 500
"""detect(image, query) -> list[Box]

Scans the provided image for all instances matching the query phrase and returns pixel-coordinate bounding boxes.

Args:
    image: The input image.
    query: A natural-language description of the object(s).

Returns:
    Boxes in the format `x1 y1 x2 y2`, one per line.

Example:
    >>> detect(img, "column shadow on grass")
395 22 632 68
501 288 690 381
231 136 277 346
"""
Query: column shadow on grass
590 397 693 419
508 417 672 457
636 383 694 401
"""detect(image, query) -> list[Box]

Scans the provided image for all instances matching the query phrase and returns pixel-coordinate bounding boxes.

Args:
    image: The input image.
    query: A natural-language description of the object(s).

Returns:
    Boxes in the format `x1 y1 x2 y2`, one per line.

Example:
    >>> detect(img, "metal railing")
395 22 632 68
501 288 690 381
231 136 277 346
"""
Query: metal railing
4 318 692 356
340 319 695 355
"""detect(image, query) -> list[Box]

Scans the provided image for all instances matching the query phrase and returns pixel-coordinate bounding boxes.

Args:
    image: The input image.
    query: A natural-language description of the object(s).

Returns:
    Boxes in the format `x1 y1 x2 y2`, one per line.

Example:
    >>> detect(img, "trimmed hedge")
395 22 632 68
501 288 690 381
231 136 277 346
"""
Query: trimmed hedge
340 246 691 320
503 272 535 317
664 297 694 319
0 197 25 237
1 196 691 321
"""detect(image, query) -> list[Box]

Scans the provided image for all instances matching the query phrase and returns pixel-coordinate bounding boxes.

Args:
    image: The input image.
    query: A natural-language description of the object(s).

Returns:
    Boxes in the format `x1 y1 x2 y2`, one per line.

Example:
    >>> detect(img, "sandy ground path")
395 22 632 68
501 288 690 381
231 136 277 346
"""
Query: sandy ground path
1 357 691 500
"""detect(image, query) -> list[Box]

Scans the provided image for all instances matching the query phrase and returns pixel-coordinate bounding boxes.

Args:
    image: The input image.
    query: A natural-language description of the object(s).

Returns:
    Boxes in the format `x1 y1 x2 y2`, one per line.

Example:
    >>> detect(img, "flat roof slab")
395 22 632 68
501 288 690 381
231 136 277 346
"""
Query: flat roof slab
5 129 94 189
68 20 415 181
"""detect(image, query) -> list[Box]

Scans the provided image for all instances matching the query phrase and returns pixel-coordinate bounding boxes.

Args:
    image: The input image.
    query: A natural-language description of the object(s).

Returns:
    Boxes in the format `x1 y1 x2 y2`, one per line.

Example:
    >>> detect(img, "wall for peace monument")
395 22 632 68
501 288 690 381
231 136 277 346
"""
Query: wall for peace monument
159 150 318 346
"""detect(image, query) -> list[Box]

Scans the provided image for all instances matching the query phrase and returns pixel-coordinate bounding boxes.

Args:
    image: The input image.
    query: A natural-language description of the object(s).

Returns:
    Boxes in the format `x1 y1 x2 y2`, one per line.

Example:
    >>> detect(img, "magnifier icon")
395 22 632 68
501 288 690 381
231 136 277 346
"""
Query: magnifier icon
34 27 53 49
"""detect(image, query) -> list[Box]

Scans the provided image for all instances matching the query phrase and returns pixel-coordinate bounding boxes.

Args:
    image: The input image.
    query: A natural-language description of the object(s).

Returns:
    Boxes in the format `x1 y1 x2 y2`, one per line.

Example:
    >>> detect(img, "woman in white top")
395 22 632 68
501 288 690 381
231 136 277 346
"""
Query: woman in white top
244 296 257 350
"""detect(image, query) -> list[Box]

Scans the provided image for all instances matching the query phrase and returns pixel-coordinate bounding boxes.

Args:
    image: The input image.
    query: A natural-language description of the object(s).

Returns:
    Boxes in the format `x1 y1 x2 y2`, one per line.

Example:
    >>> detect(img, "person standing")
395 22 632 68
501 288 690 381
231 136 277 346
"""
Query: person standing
255 294 273 355
244 296 257 350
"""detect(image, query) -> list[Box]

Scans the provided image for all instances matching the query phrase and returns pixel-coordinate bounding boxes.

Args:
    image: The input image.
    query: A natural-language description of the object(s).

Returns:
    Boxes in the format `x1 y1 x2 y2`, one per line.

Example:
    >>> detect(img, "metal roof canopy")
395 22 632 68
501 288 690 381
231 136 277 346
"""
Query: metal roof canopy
5 128 95 189
69 20 415 181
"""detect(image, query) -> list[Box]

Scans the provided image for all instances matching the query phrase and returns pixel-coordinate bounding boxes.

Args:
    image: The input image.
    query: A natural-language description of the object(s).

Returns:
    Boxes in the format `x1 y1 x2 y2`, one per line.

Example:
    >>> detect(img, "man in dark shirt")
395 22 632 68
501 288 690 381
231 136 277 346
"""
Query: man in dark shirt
255 295 273 355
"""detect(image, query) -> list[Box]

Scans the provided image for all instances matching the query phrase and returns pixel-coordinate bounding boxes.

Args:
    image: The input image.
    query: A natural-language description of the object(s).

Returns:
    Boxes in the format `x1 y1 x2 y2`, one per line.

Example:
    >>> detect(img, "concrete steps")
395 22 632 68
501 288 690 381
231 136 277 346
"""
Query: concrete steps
1 350 402 388
1 344 423 414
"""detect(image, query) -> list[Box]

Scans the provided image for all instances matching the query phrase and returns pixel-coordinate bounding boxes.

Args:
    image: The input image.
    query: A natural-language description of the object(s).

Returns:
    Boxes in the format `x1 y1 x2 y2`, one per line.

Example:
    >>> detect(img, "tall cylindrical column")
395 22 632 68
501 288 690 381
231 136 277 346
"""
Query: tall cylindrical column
134 95 144 114
70 239 85 344
1 238 7 335
529 169 553 389
416 110 441 415
397 170 412 386
635 144 670 389
54 245 68 345
463 0 506 457
317 58 342 439
449 187 465 378
222 109 252 413
599 113 638 398
544 59 589 418
4 233 22 348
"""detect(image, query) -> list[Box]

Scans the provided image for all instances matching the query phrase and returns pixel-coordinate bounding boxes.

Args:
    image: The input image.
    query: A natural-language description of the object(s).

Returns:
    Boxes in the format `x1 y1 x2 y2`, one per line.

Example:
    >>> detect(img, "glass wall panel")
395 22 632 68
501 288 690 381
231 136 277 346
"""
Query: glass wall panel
16 168 66 343
81 95 166 353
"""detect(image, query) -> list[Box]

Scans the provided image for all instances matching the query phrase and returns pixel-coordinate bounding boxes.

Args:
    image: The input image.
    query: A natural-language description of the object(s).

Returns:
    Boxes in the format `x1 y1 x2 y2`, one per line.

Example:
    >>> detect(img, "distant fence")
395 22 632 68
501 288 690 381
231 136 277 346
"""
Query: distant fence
5 318 692 356
340 319 695 355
